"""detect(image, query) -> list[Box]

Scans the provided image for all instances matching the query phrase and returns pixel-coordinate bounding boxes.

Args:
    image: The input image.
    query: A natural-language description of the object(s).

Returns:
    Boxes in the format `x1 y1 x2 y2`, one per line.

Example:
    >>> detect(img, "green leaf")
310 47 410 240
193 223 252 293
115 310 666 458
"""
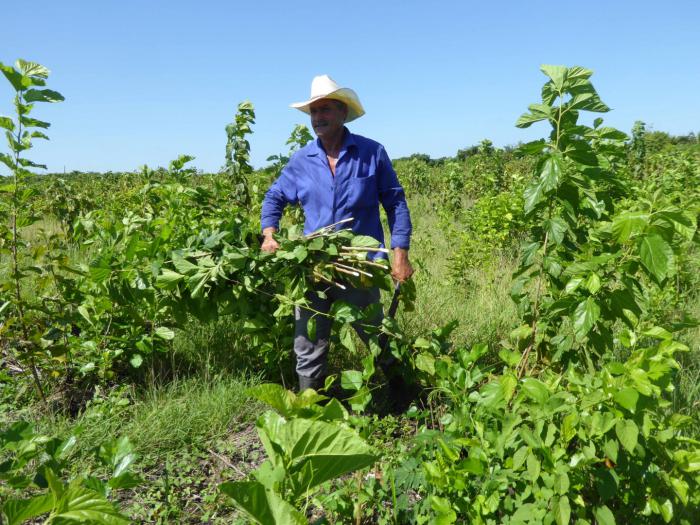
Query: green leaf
612 211 649 242
659 498 673 523
639 233 674 282
52 485 129 524
552 495 571 525
415 352 435 375
544 217 567 245
520 378 550 405
154 326 175 340
20 116 50 129
341 370 363 391
527 453 541 481
615 419 639 454
156 268 184 289
655 210 697 241
594 505 616 525
0 152 15 169
2 494 53 525
339 322 356 352
0 115 14 131
129 354 143 368
541 65 567 90
0 63 24 91
350 235 380 248
569 92 610 112
17 60 49 79
24 88 64 103
516 103 553 128
539 153 563 192
613 387 639 413
272 418 377 497
573 297 600 341
219 481 307 525
248 384 325 417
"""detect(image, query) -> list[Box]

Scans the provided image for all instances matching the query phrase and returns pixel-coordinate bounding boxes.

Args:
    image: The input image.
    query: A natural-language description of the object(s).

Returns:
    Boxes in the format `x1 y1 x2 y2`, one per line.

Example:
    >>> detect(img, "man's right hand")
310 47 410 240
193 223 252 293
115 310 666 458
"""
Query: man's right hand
261 227 280 253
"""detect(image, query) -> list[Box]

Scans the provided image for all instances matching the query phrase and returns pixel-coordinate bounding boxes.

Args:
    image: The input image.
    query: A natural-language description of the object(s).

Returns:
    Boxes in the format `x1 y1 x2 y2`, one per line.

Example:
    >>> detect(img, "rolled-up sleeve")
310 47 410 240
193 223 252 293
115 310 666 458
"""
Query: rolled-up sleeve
376 146 412 249
261 163 298 231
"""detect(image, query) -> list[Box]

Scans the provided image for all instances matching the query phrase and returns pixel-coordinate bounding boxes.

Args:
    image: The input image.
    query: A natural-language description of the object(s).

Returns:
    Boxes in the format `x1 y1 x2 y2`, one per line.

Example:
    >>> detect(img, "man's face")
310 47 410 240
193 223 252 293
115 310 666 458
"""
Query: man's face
309 98 347 140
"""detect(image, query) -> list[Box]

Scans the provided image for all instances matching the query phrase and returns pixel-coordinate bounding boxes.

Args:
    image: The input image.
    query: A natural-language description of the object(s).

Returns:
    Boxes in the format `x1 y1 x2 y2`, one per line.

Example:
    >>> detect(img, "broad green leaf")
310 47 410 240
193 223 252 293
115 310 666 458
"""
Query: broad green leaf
0 116 14 131
458 456 484 475
279 418 377 495
154 326 175 340
523 180 545 215
155 268 184 289
564 276 584 294
585 273 602 294
129 354 143 368
642 325 672 340
350 235 380 248
2 494 53 525
541 65 567 90
0 152 15 169
219 481 306 525
346 385 372 412
604 438 619 464
341 370 363 391
171 252 199 274
544 217 567 244
415 352 435 375
512 446 529 470
248 384 325 417
615 419 639 454
527 453 541 481
553 471 570 495
520 377 550 404
612 211 649 242
613 387 639 413
339 322 356 352
0 63 24 91
17 60 49 79
639 233 674 282
552 495 571 525
516 104 552 128
659 498 673 523
20 116 50 129
594 505 616 525
52 485 129 524
24 88 64 103
539 153 563 192
573 297 600 341
655 210 697 241
569 92 610 112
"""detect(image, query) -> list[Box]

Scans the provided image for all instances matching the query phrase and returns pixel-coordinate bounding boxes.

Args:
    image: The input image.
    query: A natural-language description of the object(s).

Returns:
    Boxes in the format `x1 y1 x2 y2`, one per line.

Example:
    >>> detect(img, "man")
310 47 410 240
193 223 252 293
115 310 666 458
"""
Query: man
261 74 413 391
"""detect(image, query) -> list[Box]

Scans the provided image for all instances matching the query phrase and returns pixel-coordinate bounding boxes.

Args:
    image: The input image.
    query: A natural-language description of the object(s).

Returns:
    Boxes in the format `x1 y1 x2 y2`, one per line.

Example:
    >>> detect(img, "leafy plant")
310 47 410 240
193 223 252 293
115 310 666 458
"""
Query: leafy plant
220 384 377 524
0 59 64 405
0 421 140 524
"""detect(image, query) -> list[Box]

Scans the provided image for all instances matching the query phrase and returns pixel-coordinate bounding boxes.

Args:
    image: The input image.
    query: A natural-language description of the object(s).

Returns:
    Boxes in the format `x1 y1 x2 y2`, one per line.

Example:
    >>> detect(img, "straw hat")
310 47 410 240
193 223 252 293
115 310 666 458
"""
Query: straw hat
290 75 365 123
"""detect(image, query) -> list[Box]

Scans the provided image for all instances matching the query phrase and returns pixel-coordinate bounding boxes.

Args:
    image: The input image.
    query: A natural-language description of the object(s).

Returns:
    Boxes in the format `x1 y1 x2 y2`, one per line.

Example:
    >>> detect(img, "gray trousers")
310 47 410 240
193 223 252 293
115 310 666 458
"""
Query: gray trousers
294 286 383 379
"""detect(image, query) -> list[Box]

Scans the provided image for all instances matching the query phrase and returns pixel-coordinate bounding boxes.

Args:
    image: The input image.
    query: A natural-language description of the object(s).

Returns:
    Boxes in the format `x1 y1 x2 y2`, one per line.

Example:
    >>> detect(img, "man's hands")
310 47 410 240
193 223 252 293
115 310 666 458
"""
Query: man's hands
261 227 280 253
391 247 414 283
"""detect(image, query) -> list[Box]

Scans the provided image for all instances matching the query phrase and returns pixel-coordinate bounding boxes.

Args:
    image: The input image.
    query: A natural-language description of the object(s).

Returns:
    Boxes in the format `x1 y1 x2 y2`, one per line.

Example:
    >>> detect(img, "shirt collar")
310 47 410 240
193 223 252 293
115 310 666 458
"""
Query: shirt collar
307 127 357 156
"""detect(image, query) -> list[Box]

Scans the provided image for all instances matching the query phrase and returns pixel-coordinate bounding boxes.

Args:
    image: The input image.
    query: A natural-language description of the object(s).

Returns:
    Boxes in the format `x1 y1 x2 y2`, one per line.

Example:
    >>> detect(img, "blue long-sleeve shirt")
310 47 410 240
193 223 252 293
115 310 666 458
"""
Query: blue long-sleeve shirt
261 128 412 255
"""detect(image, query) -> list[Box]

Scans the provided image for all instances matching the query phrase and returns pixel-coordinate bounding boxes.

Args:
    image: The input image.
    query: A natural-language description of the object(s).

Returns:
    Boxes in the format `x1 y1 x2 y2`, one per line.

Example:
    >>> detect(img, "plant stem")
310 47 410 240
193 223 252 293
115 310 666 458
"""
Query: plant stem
9 91 48 406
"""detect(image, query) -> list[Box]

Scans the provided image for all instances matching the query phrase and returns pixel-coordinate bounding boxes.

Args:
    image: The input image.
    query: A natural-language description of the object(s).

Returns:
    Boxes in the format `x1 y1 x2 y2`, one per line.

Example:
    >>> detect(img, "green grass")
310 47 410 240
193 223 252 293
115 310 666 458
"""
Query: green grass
36 374 261 469
395 194 517 346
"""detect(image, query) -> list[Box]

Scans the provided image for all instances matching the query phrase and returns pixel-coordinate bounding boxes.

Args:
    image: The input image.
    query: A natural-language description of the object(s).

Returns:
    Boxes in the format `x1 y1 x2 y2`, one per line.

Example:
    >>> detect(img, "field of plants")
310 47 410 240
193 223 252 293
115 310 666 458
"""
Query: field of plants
1 61 699 524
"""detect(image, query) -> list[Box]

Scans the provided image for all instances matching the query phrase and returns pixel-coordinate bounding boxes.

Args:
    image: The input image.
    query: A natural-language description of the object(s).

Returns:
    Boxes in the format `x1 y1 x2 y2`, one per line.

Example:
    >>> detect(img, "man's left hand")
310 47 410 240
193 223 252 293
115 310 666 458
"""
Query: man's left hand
391 247 414 282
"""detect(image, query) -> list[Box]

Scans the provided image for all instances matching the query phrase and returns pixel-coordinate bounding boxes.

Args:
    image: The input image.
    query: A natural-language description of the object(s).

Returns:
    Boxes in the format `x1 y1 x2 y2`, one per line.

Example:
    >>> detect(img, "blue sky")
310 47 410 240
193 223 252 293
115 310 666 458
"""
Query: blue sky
2 0 698 174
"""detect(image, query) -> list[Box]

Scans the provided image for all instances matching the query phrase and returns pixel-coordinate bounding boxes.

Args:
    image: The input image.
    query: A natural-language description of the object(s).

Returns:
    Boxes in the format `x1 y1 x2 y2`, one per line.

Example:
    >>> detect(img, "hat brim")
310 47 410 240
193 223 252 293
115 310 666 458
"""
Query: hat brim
290 88 365 123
